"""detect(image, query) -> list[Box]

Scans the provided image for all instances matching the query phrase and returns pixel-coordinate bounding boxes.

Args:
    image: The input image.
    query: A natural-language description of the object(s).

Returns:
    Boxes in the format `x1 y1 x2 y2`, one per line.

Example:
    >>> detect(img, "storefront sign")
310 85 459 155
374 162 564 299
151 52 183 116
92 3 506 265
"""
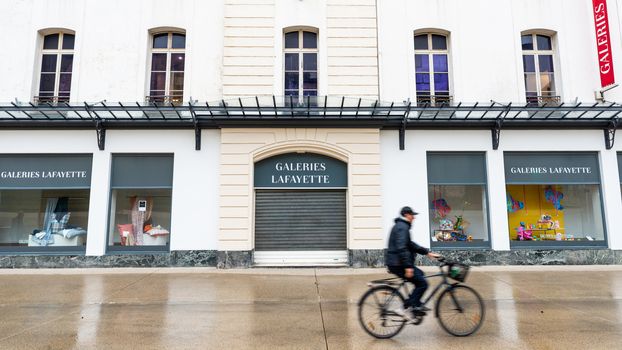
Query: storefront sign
504 152 600 184
254 153 347 188
0 155 92 189
593 0 615 87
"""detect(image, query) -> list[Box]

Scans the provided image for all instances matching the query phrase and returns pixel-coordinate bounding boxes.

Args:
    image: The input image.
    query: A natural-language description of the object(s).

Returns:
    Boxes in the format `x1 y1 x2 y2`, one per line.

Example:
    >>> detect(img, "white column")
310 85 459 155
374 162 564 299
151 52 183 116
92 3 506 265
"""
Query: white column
486 150 510 251
599 150 622 250
85 150 111 256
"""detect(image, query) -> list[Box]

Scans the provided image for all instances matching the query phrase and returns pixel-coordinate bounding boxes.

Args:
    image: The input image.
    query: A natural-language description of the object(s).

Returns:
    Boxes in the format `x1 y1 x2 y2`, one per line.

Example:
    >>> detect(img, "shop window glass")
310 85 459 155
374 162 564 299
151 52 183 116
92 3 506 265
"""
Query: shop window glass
108 155 173 251
427 153 489 248
0 155 92 251
505 153 605 247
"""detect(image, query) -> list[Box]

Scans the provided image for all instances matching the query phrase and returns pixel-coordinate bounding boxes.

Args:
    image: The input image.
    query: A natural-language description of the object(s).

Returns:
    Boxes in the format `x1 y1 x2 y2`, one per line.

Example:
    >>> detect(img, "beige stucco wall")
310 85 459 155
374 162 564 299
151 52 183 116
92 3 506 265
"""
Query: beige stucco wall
219 128 382 251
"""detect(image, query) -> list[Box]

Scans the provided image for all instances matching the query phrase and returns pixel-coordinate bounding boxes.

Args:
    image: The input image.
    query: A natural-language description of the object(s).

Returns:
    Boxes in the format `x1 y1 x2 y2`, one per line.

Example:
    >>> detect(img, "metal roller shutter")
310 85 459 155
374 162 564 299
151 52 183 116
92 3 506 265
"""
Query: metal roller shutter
254 190 347 251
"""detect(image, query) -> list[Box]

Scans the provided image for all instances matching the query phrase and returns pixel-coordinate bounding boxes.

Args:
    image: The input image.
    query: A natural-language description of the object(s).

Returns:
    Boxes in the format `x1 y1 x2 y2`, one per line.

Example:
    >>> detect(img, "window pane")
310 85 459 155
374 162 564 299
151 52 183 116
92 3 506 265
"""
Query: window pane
285 53 299 71
153 34 168 49
151 53 167 71
109 189 172 247
172 34 185 49
524 73 537 92
539 55 554 73
434 73 449 92
39 73 56 92
43 34 59 50
414 34 428 50
62 34 75 50
522 55 535 73
416 73 430 92
433 54 448 72
303 90 317 96
285 90 299 96
521 35 533 50
303 72 317 89
303 31 317 49
285 31 299 49
150 72 166 91
0 189 89 248
285 72 299 90
303 53 317 71
415 54 429 72
170 72 184 91
60 55 73 73
506 184 604 243
536 35 552 50
540 73 555 92
431 34 447 50
41 55 58 73
59 73 72 93
429 185 489 244
170 53 185 71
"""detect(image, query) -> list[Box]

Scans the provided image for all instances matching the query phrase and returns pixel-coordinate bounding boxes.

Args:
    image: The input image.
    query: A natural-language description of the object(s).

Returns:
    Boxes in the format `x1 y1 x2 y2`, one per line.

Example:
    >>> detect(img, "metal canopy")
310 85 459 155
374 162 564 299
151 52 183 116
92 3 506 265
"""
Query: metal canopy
1 96 621 151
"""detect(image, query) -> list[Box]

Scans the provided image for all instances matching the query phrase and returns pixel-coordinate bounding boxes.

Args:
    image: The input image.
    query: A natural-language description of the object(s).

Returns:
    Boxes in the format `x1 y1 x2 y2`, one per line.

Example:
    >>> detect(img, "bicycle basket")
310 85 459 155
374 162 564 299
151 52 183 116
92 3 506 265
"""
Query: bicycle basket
446 263 470 282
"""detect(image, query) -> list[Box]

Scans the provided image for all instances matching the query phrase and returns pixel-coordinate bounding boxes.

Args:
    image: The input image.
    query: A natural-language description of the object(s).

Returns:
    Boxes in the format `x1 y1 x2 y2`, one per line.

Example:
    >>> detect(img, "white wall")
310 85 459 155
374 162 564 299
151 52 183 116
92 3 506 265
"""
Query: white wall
377 0 622 103
0 0 223 103
381 129 622 251
0 129 221 255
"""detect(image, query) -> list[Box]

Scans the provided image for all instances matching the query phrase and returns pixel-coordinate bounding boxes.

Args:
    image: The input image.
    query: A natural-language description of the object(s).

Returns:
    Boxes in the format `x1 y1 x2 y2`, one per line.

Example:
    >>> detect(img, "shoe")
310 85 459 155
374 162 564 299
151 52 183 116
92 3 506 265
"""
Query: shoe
393 306 416 321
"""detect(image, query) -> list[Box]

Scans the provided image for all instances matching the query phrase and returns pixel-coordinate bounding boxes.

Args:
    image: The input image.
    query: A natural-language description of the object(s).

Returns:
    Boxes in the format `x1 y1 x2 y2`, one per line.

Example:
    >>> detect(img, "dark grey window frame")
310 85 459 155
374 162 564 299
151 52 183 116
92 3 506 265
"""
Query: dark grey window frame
106 153 174 255
427 152 491 250
505 151 608 250
0 153 92 255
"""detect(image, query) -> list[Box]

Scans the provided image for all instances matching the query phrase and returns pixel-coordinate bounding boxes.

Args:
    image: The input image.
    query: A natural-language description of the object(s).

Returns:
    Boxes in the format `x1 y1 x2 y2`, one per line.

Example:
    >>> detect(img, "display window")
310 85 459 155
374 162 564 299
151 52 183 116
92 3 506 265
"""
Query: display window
107 155 173 252
0 155 92 251
427 152 490 248
505 152 606 247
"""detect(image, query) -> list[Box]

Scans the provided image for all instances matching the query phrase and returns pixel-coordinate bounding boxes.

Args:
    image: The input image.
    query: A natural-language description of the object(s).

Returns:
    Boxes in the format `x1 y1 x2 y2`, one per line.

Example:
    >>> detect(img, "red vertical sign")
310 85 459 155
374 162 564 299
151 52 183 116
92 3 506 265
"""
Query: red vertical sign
593 0 615 87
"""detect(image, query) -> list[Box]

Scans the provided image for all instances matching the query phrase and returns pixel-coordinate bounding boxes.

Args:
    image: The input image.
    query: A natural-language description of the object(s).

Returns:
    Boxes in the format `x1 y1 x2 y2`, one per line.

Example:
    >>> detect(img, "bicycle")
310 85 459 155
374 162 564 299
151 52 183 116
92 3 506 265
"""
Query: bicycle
357 257 485 339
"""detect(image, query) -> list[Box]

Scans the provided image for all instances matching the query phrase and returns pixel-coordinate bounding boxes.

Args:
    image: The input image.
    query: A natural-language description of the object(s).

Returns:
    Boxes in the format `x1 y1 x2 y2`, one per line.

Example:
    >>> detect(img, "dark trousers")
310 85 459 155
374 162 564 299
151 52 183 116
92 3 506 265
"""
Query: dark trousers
388 265 428 308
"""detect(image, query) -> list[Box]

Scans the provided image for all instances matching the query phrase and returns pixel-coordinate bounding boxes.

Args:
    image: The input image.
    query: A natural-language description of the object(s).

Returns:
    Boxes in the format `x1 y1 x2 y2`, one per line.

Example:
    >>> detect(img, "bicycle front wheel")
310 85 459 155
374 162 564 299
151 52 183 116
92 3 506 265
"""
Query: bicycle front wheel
436 285 485 337
358 285 406 339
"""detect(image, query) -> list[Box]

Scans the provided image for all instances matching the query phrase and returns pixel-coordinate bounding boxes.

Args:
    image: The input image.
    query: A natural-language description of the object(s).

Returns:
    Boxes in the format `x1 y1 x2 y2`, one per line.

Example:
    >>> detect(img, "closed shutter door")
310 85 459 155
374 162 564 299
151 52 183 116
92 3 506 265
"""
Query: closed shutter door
255 190 347 251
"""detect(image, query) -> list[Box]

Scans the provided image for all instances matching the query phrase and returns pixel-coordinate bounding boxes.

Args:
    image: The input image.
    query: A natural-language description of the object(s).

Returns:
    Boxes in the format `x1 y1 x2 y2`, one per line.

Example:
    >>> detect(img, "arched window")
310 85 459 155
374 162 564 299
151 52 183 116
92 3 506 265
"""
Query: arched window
148 32 185 105
414 33 450 106
284 29 318 100
37 32 75 104
521 33 558 105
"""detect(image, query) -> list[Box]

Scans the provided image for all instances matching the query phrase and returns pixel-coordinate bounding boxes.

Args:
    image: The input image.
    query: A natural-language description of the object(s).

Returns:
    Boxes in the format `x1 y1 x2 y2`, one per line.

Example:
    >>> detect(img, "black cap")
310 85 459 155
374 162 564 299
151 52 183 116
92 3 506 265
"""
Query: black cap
400 206 418 216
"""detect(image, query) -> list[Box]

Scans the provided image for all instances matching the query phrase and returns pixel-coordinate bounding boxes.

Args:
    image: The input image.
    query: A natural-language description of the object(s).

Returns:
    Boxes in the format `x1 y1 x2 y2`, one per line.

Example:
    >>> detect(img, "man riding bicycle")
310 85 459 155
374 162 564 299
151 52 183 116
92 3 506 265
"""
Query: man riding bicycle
386 206 440 319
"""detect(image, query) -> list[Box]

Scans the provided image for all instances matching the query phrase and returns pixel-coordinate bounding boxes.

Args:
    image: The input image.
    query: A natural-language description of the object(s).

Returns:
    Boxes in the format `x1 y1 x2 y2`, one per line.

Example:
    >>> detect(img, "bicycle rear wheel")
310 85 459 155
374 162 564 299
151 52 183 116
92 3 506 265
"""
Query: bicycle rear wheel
436 285 485 336
358 285 406 339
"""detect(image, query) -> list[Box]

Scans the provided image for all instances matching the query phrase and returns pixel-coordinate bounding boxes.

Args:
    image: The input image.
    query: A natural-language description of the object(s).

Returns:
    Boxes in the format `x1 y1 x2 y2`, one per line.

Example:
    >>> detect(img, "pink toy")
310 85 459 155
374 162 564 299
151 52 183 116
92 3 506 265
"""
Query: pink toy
515 222 533 240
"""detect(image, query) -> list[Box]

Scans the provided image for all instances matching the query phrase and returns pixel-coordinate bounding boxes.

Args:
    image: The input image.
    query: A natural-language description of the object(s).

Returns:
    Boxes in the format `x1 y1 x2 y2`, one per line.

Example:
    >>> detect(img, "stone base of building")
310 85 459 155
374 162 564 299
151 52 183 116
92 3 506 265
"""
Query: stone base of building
1 249 622 268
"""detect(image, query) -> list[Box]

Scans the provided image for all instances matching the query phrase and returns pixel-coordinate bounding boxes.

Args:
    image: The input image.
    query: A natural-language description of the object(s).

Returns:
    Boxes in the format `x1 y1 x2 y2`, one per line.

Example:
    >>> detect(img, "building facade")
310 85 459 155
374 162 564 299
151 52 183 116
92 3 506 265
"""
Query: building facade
1 0 622 267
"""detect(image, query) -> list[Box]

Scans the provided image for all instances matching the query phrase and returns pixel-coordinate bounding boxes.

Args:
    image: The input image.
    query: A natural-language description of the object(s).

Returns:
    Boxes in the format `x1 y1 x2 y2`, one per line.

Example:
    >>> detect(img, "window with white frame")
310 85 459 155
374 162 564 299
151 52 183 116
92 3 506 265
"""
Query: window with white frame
37 32 75 104
521 33 559 105
414 33 450 106
148 32 185 105
284 30 318 100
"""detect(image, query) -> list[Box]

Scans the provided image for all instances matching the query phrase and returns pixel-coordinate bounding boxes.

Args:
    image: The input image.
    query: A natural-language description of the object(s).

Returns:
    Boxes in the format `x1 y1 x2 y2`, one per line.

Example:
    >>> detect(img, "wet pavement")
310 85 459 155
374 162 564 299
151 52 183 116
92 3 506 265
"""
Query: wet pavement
0 266 621 349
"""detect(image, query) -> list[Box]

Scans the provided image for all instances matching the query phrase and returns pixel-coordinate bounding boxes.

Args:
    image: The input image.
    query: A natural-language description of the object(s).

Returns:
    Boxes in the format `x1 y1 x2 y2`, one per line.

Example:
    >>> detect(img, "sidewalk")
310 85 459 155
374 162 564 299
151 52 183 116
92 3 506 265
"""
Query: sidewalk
0 267 621 349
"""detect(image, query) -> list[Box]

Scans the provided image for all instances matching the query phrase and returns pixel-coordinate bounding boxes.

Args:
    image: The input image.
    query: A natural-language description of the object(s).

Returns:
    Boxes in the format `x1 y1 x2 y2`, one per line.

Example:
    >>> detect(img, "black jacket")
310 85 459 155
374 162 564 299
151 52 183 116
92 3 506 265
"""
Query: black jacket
386 217 429 267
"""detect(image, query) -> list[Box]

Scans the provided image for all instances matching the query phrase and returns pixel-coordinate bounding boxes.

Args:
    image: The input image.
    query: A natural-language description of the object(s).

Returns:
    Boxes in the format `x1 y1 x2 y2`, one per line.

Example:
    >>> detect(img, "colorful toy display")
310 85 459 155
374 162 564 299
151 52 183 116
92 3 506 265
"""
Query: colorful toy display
544 186 564 210
515 222 533 241
432 198 451 218
506 194 524 213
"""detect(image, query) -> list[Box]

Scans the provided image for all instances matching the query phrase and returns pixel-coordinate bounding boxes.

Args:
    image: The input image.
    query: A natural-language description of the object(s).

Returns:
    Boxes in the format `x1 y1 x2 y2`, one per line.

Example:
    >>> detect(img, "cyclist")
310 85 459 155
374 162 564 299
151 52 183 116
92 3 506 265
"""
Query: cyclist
386 206 440 319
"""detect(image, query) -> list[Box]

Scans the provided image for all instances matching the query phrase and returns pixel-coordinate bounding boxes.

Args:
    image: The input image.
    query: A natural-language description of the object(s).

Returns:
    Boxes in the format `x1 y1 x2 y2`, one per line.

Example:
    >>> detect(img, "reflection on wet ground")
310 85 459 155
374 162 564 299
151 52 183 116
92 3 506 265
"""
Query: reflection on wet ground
0 267 621 349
